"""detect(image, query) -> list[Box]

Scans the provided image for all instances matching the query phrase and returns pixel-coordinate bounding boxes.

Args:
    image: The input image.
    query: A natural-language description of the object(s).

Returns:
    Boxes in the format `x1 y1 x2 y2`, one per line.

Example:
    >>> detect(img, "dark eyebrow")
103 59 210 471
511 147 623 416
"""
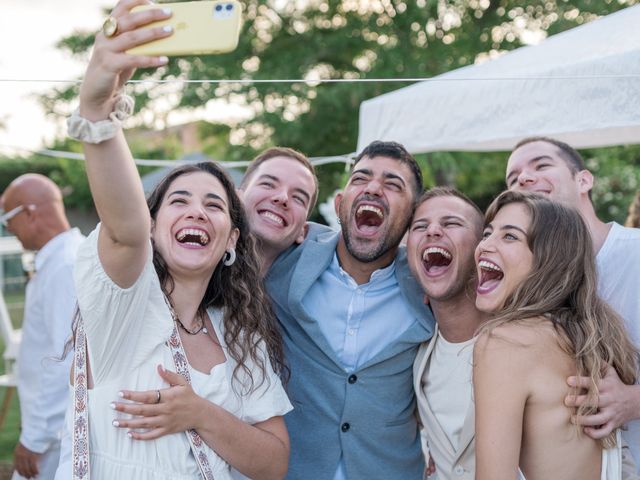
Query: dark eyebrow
168 190 227 205
350 168 407 188
351 167 372 178
168 190 192 197
382 171 407 188
205 193 227 205
258 173 311 203
506 155 554 184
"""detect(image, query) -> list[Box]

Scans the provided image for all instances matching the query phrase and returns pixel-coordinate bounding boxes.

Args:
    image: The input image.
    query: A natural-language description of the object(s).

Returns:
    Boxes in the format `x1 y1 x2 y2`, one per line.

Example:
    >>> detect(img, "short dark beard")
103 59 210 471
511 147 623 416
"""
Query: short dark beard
339 204 410 263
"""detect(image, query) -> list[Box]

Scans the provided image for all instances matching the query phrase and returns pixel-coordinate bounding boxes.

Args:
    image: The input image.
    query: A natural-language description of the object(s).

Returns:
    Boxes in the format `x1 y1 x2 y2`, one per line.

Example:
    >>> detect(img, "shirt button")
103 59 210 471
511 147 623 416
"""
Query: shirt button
341 422 350 432
454 465 464 476
348 374 358 384
348 329 355 336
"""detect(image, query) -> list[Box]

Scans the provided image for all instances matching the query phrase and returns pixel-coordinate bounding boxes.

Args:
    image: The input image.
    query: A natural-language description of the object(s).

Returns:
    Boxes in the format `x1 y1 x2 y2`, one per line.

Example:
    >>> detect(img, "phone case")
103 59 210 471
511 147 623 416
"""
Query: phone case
127 1 242 56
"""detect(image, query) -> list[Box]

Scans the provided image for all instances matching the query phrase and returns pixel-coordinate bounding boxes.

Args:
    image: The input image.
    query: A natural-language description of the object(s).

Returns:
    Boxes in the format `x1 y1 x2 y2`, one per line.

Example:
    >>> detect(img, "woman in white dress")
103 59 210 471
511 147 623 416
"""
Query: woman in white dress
473 190 638 480
56 1 292 478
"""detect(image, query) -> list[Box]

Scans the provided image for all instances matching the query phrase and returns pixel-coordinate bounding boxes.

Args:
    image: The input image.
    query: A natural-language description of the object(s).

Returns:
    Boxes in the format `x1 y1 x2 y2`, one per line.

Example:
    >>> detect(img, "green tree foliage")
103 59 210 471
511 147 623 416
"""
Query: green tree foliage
35 0 640 221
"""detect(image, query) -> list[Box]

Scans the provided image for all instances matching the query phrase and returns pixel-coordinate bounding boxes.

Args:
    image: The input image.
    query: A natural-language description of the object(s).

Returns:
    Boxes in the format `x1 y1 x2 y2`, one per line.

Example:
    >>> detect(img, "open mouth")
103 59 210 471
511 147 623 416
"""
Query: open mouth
477 260 503 293
355 204 384 234
422 247 452 275
176 228 210 247
259 210 287 227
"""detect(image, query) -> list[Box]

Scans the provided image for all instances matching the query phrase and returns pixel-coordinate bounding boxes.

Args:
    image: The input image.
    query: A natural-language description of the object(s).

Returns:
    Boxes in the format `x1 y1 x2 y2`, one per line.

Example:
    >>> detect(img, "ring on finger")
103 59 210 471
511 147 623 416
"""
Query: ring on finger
155 389 161 404
102 16 119 38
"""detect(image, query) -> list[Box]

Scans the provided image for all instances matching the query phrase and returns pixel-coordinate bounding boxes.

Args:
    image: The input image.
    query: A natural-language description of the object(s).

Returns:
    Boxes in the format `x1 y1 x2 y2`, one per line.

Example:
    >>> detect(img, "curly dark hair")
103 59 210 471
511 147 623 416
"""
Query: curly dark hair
147 162 287 393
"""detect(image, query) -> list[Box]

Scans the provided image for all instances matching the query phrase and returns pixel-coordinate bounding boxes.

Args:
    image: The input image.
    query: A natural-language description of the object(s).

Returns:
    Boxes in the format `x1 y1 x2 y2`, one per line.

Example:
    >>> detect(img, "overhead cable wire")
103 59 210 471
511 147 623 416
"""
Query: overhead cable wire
1 73 640 85
0 144 355 169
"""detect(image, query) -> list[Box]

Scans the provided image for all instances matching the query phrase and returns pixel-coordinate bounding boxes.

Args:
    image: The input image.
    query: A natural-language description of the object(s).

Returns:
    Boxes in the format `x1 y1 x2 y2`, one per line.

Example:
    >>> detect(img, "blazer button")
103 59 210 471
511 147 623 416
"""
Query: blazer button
454 465 464 476
348 374 358 384
341 422 350 432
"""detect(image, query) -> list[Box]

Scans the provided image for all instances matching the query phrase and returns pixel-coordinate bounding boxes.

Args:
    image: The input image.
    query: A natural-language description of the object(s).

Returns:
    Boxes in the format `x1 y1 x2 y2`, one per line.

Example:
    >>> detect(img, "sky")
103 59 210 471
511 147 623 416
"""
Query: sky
0 0 107 155
0 0 248 158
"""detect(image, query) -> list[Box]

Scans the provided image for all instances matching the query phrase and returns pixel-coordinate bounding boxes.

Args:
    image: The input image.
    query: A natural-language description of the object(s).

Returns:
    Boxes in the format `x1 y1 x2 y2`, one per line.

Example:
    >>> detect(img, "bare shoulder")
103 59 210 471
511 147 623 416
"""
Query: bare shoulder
474 317 555 366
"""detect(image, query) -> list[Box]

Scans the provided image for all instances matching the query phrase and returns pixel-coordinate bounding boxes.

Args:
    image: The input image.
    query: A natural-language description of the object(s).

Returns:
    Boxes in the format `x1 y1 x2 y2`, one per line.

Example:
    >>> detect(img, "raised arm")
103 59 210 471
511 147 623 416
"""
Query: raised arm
77 0 172 287
473 331 529 480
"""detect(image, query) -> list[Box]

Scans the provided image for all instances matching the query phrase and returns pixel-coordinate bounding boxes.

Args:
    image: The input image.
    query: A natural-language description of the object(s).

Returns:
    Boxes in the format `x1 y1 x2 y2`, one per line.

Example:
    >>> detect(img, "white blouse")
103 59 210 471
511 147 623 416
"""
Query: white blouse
55 225 292 479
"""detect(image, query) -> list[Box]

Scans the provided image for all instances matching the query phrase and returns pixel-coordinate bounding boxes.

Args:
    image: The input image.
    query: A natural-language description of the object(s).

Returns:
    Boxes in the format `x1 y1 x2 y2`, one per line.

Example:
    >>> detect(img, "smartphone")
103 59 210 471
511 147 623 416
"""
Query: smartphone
127 1 242 56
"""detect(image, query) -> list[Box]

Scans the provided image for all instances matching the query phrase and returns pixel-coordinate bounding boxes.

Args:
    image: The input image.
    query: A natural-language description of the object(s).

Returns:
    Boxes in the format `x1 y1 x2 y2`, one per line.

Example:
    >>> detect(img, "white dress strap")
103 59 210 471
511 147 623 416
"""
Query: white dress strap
166 325 216 479
164 298 216 480
601 430 623 480
72 308 90 480
71 300 218 480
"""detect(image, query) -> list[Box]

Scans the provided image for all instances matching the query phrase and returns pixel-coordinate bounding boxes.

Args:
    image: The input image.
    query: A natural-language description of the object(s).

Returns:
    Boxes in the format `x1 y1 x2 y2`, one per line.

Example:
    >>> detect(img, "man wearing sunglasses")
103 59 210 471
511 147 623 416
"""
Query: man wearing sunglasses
1 174 84 480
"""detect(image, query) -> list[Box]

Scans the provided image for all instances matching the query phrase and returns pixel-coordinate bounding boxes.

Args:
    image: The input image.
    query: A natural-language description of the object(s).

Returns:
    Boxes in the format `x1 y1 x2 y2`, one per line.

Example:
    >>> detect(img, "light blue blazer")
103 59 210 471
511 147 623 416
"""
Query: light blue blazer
266 223 435 479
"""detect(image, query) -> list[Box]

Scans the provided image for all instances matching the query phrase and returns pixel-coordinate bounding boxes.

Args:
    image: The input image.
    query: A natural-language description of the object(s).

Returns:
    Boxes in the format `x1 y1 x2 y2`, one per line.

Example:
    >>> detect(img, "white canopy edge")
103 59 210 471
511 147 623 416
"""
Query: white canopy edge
357 5 640 153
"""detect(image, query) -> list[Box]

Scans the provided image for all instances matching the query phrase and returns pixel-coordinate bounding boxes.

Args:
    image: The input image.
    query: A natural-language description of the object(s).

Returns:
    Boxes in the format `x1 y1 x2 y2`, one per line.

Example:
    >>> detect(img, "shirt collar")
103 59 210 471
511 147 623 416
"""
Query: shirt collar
329 252 396 286
34 228 79 271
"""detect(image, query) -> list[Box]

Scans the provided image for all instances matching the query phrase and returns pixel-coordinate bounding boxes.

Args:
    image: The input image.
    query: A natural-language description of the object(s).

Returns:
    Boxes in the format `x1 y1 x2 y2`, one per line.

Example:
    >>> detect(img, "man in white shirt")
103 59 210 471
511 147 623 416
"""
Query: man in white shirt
1 174 85 480
506 137 640 471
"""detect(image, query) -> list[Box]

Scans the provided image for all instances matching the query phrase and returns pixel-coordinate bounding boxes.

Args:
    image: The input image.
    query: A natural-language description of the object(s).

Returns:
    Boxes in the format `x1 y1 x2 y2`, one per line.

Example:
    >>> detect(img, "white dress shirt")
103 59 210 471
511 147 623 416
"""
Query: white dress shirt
303 253 417 480
15 228 84 478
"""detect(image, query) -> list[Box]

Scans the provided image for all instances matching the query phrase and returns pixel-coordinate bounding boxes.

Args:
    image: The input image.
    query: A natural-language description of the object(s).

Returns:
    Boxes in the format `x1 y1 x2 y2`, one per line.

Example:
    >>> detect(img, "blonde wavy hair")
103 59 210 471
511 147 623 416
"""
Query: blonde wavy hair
479 190 638 448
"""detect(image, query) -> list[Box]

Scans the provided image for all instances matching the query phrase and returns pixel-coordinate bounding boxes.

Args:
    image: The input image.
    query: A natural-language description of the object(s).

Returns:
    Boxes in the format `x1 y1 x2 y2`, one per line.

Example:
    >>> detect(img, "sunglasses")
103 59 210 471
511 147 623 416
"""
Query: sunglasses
0 204 34 227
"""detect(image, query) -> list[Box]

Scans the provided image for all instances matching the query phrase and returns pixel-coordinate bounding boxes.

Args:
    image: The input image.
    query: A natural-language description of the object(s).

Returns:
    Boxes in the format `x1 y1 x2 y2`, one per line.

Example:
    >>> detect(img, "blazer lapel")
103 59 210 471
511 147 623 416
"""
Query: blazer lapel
417 331 458 456
452 391 476 464
413 328 437 398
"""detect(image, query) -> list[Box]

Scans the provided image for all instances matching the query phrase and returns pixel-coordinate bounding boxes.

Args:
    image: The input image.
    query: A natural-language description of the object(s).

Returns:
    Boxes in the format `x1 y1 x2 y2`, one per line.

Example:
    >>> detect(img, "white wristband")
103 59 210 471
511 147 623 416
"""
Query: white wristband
67 94 135 144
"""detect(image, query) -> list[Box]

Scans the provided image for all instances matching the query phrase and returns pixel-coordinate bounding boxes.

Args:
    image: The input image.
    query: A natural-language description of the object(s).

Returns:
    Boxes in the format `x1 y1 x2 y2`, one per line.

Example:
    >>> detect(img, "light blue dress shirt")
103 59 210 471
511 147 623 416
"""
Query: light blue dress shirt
303 253 417 480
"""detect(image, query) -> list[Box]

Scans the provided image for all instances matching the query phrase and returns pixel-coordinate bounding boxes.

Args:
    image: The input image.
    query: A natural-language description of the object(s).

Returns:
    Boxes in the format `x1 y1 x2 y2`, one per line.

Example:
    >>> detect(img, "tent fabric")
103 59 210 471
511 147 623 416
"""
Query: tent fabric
357 5 640 153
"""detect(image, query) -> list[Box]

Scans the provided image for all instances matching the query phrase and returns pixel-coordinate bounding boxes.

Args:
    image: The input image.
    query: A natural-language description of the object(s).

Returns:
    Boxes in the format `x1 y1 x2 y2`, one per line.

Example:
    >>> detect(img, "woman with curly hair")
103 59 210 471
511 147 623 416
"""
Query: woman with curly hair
55 1 290 478
473 190 638 480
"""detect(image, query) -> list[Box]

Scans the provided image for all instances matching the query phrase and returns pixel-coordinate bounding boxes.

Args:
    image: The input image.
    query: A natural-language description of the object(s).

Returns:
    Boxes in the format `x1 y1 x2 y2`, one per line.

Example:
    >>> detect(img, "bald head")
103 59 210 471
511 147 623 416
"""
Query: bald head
3 174 63 207
1 174 70 250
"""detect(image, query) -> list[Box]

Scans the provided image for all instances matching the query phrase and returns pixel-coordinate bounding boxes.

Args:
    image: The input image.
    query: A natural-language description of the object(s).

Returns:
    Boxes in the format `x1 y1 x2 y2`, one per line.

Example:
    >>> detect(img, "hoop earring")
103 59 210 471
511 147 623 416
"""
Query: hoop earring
223 249 236 267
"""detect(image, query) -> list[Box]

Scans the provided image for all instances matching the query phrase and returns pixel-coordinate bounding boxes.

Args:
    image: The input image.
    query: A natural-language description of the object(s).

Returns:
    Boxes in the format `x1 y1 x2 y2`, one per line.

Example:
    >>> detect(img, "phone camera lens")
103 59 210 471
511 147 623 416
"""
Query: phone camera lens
215 4 223 11
226 4 233 10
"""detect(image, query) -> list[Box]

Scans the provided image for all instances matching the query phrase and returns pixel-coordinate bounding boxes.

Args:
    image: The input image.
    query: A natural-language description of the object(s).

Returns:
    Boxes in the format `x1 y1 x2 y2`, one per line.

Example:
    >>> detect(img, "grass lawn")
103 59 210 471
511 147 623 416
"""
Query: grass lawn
0 386 19 461
0 289 24 462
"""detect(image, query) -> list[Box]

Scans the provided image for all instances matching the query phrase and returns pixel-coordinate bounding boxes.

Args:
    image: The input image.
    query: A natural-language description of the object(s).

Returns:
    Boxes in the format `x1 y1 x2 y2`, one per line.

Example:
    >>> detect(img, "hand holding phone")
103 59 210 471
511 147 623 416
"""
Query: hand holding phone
127 1 242 56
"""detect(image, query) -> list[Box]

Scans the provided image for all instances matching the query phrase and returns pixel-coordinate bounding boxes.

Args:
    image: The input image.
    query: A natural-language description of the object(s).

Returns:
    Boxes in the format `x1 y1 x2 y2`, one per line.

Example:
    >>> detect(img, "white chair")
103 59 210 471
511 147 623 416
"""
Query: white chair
0 235 24 428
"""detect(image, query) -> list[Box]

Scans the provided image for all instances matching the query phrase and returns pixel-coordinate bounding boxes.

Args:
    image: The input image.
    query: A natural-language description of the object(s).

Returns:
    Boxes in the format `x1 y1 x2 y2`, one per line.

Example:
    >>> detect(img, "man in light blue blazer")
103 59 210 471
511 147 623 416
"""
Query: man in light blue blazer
266 141 435 479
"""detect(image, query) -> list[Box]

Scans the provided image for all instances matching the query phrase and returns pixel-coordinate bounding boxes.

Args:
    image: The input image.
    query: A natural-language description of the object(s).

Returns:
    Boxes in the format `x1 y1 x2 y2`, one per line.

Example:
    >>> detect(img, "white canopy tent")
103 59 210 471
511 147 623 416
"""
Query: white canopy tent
357 5 640 153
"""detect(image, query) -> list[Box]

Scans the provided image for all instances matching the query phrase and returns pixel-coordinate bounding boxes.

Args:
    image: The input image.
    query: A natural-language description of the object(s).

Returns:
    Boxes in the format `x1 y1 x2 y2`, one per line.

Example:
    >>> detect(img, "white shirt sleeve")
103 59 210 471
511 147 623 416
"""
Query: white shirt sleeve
74 225 173 385
19 263 75 453
238 341 293 424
